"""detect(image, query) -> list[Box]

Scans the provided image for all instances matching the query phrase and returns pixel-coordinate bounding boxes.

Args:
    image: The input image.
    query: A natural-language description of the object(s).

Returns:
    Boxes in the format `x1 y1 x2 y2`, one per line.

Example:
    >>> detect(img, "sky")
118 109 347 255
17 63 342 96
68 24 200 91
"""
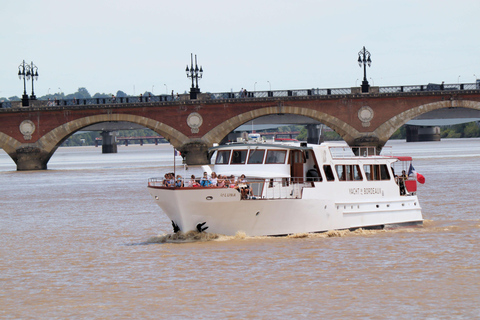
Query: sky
1 0 480 99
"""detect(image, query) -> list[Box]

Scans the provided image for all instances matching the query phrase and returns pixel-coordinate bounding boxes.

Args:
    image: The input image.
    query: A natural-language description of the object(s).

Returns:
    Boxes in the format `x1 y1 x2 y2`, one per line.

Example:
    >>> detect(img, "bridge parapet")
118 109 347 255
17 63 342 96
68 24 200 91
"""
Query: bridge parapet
2 82 480 110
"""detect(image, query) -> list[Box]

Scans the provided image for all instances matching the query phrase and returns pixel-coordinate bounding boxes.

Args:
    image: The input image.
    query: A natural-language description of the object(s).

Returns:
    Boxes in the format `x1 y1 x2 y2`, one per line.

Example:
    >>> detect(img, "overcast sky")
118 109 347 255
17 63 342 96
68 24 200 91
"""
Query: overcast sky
1 0 479 99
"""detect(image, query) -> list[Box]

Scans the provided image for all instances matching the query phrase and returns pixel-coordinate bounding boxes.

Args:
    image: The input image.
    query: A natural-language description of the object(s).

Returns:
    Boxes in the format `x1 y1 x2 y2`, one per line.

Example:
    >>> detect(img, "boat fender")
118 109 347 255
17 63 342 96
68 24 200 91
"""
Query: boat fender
196 222 209 233
171 220 180 233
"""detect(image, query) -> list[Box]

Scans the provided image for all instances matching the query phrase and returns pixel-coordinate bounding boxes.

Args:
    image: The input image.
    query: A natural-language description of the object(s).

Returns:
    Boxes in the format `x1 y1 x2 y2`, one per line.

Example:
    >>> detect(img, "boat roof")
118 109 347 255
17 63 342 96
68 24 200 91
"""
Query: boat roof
209 142 312 152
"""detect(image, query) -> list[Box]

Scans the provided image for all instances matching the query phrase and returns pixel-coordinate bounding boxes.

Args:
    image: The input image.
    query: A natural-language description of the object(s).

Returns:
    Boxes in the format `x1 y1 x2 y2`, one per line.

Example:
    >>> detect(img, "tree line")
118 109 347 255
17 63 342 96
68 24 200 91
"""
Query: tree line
1 87 150 102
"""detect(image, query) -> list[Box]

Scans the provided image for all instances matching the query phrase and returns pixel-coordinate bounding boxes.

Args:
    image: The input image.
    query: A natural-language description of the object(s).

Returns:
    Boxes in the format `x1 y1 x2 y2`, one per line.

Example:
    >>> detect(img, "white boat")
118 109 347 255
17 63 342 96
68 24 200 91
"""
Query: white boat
148 141 423 236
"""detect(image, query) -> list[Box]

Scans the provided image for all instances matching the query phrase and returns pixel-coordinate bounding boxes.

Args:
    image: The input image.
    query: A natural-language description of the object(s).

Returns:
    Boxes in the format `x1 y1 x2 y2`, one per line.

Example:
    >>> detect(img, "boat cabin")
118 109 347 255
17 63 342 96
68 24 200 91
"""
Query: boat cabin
208 142 418 199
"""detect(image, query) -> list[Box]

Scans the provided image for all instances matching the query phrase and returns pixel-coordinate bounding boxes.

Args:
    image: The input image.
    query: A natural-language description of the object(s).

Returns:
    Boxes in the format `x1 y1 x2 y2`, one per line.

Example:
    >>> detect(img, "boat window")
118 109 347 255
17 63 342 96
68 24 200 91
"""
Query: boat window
380 164 391 180
323 165 335 181
265 150 287 164
363 164 390 181
336 165 346 181
248 149 265 164
231 150 248 164
353 165 363 180
215 150 231 164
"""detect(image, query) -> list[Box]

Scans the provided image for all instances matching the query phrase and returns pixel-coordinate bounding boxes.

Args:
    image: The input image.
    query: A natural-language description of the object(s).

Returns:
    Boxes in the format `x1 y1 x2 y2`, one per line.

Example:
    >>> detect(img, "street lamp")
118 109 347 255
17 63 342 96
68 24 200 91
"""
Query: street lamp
267 81 271 91
254 82 257 92
164 84 168 94
357 46 372 93
17 60 31 106
186 53 203 99
28 62 39 100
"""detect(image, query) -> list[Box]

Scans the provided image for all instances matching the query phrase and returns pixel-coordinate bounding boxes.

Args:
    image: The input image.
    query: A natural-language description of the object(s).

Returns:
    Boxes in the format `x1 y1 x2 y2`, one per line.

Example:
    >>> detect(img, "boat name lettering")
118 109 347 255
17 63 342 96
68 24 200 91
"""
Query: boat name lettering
349 188 382 195
220 193 237 198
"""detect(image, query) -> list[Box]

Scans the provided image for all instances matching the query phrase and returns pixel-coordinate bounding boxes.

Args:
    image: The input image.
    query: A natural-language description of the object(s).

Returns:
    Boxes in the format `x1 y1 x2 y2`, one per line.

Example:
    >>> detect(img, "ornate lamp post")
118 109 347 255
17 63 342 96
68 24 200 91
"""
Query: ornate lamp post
28 61 39 100
18 60 39 106
357 46 372 93
186 53 203 99
18 60 30 106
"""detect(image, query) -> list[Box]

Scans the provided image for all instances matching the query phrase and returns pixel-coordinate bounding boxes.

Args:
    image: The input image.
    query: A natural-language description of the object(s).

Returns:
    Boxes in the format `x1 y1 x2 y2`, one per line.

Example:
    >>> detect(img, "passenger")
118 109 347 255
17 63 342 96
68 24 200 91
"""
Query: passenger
210 172 218 186
175 175 183 188
200 172 211 187
187 174 200 187
163 173 170 187
236 174 252 199
399 170 407 195
217 175 226 188
229 175 237 188
168 173 175 187
306 165 320 182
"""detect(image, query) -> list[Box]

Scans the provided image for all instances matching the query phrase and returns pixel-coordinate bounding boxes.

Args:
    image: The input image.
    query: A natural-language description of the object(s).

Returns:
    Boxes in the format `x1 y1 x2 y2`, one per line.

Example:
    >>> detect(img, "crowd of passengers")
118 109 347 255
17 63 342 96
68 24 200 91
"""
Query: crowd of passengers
162 172 252 198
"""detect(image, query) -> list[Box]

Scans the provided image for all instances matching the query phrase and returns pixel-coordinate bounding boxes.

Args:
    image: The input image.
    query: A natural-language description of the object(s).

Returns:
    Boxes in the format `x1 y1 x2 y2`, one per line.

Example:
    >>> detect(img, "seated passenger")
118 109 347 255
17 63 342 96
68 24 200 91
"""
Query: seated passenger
210 172 218 187
228 175 237 188
175 175 183 188
187 174 200 187
216 175 224 187
200 172 211 187
236 174 252 199
163 173 170 187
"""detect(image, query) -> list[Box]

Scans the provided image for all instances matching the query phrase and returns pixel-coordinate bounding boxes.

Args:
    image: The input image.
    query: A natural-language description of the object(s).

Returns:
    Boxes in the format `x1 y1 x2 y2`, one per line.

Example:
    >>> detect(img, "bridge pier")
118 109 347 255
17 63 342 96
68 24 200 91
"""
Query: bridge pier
306 124 323 144
179 141 211 165
406 125 441 142
14 145 50 171
101 131 117 153
350 136 383 155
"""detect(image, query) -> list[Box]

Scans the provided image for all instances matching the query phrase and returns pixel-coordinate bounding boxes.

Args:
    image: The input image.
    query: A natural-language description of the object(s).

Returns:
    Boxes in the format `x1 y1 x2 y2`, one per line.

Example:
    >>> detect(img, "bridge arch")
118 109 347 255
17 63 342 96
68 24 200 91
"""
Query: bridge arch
37 113 190 154
201 105 363 146
374 100 480 145
12 113 190 170
0 132 22 162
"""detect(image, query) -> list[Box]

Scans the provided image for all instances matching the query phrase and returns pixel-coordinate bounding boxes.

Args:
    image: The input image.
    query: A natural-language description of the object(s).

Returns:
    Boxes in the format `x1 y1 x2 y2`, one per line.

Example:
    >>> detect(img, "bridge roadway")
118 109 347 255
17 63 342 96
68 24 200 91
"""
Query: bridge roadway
1 82 480 170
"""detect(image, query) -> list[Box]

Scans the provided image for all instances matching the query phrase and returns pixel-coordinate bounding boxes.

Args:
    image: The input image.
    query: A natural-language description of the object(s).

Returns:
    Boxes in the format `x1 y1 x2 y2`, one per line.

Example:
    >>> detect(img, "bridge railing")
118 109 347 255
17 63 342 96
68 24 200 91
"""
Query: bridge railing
2 82 480 109
379 83 479 93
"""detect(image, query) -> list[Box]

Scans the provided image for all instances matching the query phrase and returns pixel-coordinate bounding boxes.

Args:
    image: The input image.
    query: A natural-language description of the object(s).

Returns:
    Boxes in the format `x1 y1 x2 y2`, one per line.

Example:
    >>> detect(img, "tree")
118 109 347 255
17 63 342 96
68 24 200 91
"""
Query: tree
464 122 480 137
75 87 91 99
116 90 127 98
92 92 111 98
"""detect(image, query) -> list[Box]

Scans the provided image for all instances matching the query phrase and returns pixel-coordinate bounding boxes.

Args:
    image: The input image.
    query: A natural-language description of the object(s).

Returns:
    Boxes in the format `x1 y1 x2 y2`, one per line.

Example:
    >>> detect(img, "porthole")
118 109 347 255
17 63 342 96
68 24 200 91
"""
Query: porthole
206 196 213 200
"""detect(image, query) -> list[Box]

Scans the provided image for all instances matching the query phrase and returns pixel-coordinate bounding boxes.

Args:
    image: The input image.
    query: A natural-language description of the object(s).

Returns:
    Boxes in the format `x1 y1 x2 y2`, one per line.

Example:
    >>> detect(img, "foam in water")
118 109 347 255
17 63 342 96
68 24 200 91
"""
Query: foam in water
146 228 397 243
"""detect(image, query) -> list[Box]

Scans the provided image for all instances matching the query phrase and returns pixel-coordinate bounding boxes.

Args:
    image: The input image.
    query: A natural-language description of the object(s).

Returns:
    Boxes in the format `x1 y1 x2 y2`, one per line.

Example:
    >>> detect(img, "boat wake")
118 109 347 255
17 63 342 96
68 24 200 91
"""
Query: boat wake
145 228 410 244
147 230 222 243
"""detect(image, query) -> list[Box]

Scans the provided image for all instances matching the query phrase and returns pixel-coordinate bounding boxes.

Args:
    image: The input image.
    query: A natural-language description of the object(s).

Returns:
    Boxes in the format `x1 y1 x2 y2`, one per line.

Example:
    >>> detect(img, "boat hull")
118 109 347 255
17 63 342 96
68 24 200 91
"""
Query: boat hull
148 186 423 236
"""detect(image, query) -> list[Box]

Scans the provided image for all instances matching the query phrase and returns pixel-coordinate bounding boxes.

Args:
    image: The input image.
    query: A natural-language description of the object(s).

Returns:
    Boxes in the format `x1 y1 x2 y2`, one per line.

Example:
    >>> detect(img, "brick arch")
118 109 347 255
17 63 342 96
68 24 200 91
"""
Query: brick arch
36 113 191 155
373 100 480 145
201 105 362 146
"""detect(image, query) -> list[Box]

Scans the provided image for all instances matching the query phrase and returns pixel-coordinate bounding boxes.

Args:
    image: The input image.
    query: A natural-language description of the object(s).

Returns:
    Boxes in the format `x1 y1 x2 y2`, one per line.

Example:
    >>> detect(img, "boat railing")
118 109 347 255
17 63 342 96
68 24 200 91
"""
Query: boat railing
148 177 313 200
329 145 393 158
254 177 312 200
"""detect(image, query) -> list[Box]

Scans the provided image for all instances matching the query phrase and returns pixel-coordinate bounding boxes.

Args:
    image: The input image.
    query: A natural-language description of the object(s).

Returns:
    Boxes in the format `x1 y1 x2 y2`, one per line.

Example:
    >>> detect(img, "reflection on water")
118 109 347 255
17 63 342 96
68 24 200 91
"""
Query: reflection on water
1 140 480 319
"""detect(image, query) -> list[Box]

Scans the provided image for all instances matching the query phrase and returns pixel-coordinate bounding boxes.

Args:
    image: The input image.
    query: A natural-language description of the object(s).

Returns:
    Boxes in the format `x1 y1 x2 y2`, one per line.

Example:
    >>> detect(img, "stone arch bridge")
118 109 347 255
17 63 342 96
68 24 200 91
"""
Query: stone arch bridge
1 88 480 170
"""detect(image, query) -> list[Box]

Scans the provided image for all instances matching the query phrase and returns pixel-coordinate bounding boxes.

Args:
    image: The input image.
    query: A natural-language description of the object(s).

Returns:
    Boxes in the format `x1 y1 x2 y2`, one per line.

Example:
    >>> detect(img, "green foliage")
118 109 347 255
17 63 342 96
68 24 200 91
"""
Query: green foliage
92 93 111 98
116 90 127 98
464 122 480 137
296 127 307 140
391 126 406 139
440 122 480 138
323 131 342 141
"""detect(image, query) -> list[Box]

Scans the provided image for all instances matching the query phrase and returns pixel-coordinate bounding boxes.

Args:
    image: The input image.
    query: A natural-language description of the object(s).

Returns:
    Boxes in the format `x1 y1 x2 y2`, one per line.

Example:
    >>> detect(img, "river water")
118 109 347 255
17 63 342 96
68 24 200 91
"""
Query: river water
1 139 479 319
